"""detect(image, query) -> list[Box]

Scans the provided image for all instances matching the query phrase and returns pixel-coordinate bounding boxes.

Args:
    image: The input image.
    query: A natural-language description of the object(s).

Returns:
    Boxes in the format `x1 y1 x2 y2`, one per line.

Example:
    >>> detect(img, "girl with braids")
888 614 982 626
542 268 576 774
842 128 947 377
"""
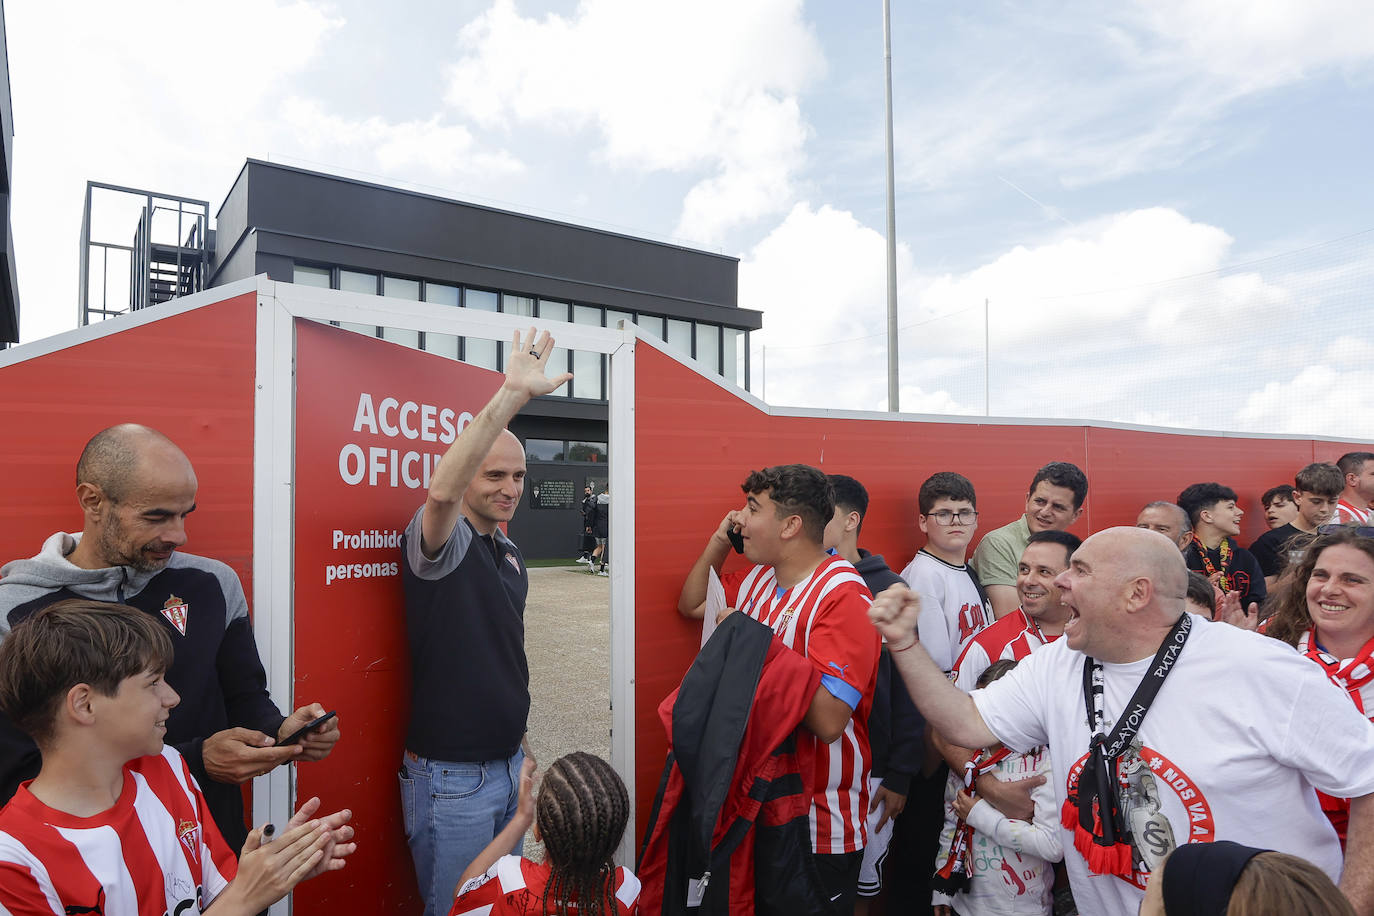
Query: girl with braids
1264 528 1374 845
450 752 640 916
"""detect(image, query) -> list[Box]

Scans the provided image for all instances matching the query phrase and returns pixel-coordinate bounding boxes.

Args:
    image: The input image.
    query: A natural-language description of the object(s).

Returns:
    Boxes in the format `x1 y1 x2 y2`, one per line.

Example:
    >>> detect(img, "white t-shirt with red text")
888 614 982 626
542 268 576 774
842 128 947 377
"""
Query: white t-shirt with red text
901 550 992 673
972 614 1374 916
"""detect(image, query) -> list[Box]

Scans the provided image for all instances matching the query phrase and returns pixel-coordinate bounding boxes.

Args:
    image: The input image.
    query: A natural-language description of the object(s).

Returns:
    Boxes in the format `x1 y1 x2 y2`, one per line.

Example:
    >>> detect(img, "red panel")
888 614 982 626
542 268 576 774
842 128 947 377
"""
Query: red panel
1082 427 1317 544
0 295 259 591
631 341 1358 838
292 320 502 916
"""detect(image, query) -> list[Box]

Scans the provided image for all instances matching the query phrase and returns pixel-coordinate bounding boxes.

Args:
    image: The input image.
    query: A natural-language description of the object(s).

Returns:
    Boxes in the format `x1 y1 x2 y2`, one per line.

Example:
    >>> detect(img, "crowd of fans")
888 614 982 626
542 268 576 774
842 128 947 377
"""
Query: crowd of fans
0 325 1371 916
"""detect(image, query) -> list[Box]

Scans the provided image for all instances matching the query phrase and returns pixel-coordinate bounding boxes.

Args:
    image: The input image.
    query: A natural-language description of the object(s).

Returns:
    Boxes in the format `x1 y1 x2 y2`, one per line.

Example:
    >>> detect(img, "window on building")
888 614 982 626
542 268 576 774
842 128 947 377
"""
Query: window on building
723 327 742 385
537 300 572 397
638 315 665 341
503 294 535 317
499 295 536 366
525 439 565 461
425 283 459 307
337 270 379 336
463 288 499 370
421 284 461 357
381 277 421 348
695 323 720 374
666 318 691 357
572 305 603 400
567 441 607 462
293 265 331 288
339 270 378 295
605 309 633 330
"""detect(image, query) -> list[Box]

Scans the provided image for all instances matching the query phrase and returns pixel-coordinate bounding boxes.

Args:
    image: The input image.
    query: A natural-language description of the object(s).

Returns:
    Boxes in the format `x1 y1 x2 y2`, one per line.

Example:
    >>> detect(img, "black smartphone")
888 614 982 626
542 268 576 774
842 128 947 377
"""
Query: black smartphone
727 527 745 554
279 710 337 746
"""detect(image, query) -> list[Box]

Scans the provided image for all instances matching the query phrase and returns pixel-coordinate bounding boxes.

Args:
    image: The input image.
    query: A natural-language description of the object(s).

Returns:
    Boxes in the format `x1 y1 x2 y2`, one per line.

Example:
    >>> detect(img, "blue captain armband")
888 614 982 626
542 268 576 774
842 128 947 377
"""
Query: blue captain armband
819 673 861 711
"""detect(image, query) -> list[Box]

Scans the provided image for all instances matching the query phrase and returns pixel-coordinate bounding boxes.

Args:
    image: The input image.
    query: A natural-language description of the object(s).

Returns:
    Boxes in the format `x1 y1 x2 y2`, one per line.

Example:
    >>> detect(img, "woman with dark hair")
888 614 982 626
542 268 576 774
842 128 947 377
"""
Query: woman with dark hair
1264 528 1374 843
1140 842 1353 916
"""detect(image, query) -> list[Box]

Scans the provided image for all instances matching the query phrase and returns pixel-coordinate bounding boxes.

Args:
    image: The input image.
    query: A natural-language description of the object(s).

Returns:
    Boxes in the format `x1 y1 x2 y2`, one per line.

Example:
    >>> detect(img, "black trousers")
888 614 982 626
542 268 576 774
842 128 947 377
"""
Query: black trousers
813 849 864 915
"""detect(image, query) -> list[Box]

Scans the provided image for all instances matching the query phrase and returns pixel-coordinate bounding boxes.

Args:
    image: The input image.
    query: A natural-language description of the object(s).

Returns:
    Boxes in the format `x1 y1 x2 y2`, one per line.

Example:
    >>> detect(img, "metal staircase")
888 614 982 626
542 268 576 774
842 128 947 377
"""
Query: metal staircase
78 182 213 326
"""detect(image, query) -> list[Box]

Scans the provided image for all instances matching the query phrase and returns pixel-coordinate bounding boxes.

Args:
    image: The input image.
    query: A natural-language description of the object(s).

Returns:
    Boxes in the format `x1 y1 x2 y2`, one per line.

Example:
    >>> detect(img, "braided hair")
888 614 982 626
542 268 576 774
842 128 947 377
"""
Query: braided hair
536 752 630 916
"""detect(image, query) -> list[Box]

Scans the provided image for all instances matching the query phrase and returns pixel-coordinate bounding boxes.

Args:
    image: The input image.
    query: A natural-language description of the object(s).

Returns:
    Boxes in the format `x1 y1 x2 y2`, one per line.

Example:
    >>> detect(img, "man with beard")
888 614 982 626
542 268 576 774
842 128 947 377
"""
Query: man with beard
0 424 340 850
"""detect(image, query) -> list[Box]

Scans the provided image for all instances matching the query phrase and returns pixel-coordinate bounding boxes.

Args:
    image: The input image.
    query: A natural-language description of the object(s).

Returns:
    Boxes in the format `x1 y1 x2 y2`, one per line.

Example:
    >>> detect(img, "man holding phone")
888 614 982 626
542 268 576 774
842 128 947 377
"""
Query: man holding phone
0 423 342 851
399 327 572 916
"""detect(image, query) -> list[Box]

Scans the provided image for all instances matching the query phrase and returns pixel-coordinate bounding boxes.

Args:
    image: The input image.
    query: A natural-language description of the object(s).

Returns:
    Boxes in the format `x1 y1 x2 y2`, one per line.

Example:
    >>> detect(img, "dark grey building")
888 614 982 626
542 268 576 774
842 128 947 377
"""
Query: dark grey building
0 0 19 347
208 160 761 557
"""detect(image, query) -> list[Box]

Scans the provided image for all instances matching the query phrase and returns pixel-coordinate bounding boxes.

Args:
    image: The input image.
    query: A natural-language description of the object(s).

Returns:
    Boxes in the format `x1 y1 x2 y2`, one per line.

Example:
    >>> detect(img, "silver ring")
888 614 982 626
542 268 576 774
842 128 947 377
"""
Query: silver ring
528 349 540 357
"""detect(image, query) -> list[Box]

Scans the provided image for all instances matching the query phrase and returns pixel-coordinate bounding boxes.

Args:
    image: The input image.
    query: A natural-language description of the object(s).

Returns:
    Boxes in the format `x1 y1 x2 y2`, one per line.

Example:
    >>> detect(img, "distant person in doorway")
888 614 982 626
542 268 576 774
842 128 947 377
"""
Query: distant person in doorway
591 486 610 576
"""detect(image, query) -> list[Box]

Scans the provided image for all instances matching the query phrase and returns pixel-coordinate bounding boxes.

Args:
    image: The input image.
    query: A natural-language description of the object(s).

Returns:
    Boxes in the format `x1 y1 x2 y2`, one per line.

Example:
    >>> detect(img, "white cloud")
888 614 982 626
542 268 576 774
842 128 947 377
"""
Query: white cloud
896 0 1374 189
1236 365 1374 439
739 200 1374 438
1126 0 1374 93
280 99 523 178
443 0 823 244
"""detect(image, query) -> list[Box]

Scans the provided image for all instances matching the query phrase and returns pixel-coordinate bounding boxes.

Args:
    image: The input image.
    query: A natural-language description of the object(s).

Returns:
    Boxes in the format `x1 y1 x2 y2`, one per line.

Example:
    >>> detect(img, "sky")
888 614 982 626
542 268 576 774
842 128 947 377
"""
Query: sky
7 0 1374 440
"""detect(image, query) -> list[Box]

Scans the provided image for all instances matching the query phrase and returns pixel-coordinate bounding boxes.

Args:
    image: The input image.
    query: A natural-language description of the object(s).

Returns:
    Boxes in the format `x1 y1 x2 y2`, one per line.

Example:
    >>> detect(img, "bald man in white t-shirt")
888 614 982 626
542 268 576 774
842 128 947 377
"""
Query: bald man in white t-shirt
870 527 1374 916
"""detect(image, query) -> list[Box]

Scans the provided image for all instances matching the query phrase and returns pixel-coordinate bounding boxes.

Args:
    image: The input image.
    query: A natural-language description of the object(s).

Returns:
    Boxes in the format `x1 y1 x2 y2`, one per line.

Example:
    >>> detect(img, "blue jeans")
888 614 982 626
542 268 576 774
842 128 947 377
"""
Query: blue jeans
399 747 525 916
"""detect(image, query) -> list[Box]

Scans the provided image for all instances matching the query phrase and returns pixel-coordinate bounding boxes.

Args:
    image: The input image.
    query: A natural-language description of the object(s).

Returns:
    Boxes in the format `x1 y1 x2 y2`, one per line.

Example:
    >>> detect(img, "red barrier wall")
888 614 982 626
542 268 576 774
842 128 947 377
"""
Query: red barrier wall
631 341 1353 836
292 320 502 915
0 294 259 592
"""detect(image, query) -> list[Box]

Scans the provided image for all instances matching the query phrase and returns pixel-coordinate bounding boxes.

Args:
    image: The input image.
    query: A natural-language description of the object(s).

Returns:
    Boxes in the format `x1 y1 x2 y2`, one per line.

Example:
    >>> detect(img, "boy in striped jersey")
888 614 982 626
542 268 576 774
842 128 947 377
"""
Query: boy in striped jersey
678 464 880 914
0 600 355 915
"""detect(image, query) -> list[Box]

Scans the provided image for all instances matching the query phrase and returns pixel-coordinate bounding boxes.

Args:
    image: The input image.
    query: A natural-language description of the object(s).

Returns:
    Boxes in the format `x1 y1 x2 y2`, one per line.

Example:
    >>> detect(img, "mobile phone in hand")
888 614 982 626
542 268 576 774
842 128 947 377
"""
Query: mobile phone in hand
727 527 745 554
279 710 337 746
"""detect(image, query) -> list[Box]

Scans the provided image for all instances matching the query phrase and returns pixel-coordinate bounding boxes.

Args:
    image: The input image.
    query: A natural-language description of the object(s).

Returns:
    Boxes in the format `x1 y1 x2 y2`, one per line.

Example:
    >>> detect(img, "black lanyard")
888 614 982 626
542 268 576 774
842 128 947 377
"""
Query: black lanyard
1083 612 1193 758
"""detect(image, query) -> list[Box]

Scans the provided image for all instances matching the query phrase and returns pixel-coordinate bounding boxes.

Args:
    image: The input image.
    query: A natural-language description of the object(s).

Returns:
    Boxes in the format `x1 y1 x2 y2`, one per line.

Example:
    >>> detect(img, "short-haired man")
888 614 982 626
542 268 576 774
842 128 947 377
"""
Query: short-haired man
0 600 355 915
1333 452 1374 527
0 424 340 851
1177 482 1266 611
400 328 571 916
972 461 1087 618
679 465 879 913
953 530 1082 692
1261 485 1299 529
900 472 993 674
1250 463 1344 586
1134 501 1190 551
824 474 922 914
869 527 1374 916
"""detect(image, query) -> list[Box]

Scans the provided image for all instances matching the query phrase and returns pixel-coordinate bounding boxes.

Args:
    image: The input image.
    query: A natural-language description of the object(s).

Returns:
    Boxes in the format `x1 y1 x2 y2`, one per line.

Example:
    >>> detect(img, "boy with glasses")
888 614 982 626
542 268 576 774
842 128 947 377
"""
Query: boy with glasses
899 472 992 675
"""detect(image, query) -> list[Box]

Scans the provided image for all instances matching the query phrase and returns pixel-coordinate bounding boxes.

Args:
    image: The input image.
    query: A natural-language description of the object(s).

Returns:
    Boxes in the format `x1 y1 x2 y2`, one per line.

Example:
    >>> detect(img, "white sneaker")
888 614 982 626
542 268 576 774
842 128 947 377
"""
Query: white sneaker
597 569 609 577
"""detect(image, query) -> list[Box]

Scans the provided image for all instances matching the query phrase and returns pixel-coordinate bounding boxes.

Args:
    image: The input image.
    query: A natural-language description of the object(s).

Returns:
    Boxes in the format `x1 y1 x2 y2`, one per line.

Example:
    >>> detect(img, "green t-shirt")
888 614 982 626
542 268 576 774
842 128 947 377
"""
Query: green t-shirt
970 515 1031 588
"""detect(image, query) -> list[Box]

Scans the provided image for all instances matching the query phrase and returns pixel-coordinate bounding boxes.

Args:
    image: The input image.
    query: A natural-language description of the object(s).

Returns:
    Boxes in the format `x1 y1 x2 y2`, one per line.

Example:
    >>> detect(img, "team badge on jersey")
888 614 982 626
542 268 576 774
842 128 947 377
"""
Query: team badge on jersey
504 552 521 573
162 595 189 636
177 818 201 864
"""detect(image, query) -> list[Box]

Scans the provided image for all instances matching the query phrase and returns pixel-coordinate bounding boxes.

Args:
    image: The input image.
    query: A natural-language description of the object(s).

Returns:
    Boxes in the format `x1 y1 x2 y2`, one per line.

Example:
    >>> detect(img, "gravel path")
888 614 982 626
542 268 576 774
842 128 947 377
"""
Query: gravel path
522 564 612 855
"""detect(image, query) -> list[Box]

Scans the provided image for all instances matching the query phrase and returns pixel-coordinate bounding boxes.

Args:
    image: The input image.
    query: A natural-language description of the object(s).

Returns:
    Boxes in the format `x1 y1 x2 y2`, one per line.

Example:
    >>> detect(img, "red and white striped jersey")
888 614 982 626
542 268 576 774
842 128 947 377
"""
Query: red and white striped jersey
952 608 1060 693
0 746 236 916
450 855 641 915
722 554 880 854
1332 499 1373 527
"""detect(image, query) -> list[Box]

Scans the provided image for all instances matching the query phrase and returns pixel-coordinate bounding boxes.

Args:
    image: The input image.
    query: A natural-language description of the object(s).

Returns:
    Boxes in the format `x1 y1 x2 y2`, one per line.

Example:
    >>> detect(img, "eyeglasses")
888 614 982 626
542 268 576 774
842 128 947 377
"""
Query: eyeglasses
927 509 979 526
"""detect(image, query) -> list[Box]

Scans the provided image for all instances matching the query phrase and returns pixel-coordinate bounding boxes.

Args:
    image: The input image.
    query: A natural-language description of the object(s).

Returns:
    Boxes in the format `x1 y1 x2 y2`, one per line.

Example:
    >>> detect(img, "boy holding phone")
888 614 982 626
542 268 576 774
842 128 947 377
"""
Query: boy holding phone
0 599 356 915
